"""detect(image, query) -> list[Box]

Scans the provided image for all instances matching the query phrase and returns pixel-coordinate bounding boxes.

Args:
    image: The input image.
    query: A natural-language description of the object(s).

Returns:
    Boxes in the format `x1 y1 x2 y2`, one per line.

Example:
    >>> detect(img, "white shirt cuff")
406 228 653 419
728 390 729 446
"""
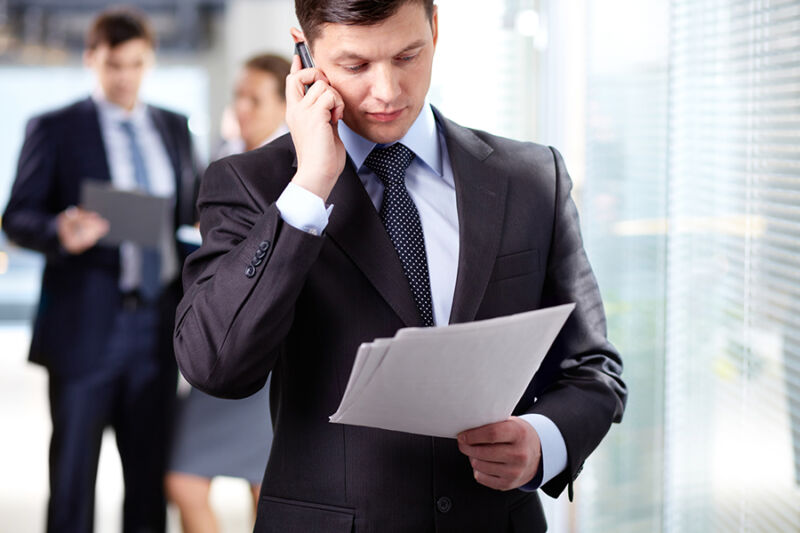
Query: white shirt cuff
519 413 568 489
275 182 332 236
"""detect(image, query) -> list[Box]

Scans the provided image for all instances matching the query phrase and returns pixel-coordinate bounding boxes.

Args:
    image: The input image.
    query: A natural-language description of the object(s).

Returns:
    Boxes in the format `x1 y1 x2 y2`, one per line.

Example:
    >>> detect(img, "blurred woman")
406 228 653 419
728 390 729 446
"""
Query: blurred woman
218 53 291 157
165 53 291 533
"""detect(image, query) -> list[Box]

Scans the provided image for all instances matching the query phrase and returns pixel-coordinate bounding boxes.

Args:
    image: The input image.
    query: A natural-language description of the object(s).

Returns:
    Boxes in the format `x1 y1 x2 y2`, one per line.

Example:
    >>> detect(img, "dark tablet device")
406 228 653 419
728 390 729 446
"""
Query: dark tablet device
81 180 170 249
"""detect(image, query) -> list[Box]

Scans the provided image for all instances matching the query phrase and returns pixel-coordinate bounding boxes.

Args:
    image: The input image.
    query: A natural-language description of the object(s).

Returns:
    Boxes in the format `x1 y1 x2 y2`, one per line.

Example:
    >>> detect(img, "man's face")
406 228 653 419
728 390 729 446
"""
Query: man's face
310 2 438 144
234 68 286 148
85 38 153 111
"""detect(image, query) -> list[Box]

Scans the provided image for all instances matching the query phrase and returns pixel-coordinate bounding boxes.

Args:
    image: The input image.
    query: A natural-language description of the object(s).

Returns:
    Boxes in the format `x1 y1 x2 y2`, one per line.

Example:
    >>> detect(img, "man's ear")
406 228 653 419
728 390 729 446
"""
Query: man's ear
83 48 94 69
144 47 156 70
431 5 439 48
289 27 306 44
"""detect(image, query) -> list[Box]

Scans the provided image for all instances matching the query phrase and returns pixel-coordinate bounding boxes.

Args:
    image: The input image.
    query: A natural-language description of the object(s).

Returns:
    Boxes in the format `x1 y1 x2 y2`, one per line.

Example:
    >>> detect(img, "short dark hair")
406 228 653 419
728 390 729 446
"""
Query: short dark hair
244 53 292 102
85 7 155 50
295 0 434 45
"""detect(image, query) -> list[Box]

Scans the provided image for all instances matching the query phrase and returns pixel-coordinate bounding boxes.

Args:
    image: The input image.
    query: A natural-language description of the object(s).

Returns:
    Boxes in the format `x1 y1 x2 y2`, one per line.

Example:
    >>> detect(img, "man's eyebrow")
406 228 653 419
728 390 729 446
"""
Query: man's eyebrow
331 39 427 62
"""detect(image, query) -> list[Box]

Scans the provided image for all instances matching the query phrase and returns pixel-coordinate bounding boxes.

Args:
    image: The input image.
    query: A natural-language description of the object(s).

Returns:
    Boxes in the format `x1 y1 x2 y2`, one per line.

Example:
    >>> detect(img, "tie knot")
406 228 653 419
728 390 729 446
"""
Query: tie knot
119 120 135 136
364 143 416 187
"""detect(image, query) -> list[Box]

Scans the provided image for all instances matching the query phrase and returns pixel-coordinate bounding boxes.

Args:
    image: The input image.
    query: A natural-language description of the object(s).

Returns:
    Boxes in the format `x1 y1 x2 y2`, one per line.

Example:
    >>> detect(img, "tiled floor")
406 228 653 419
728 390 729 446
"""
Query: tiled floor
0 324 256 533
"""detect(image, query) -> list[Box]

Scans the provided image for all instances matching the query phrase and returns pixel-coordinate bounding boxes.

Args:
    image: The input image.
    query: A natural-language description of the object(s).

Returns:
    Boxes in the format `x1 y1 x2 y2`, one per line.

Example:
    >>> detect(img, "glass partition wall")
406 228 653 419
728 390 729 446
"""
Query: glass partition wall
561 0 800 531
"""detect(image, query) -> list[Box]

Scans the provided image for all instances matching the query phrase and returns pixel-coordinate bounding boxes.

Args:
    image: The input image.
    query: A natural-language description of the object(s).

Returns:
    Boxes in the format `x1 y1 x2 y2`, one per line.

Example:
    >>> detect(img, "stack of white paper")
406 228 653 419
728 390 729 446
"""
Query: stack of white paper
329 303 575 438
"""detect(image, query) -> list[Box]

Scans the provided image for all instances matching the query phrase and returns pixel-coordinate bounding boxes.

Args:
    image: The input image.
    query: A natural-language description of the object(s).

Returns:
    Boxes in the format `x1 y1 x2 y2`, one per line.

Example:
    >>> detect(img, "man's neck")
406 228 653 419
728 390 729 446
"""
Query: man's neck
93 89 141 115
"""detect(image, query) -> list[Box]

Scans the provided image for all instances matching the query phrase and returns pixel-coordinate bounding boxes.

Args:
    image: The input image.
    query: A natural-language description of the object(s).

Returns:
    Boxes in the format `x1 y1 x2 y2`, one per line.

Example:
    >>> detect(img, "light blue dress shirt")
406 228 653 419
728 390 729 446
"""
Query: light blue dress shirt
275 103 567 489
93 92 177 290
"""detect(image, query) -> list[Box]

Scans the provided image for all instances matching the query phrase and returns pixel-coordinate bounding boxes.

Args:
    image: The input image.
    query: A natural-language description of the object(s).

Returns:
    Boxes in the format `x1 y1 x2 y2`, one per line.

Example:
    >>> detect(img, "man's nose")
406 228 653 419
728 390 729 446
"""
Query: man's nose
370 63 401 103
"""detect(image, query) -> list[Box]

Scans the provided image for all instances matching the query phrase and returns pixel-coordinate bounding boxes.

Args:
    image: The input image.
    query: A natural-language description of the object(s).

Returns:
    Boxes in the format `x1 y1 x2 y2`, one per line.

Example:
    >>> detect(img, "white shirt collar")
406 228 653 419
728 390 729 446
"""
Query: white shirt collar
339 101 442 177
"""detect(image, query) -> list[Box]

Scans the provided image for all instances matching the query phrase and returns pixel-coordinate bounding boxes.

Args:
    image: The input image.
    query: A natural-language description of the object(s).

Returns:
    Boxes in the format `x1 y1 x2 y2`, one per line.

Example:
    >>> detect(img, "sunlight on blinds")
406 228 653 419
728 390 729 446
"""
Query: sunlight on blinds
573 0 669 531
665 1 800 531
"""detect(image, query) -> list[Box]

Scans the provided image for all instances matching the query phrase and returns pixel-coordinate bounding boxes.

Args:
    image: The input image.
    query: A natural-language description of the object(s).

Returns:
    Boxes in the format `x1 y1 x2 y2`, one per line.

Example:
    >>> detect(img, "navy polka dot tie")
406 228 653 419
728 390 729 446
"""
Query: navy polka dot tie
365 143 435 327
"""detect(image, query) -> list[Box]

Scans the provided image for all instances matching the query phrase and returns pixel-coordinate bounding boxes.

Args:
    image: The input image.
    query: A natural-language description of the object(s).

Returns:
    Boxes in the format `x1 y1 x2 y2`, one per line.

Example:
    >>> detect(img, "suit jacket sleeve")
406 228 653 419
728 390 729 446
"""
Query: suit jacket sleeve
174 155 324 398
522 147 626 500
3 116 63 256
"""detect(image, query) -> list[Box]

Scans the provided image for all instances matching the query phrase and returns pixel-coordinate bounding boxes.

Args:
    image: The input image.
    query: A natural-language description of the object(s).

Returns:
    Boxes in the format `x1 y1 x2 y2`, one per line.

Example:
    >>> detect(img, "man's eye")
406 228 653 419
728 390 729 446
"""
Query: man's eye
397 54 418 63
346 64 366 73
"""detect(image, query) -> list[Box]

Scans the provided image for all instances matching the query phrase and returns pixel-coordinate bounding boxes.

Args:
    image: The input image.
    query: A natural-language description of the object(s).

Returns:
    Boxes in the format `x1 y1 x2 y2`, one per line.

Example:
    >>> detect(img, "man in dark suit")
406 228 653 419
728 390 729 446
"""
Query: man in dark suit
3 8 198 533
174 1 626 531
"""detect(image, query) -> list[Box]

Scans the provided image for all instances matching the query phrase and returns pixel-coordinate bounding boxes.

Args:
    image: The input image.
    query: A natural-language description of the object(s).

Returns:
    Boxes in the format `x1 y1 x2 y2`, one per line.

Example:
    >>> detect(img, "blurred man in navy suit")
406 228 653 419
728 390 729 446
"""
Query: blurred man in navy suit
3 8 199 533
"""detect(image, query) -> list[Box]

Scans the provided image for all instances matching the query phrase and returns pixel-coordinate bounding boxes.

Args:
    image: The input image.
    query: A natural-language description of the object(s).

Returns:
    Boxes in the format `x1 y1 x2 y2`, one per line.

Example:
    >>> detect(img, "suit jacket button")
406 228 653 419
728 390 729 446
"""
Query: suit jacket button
436 496 452 513
255 249 267 259
251 256 263 267
258 240 270 252
245 265 256 278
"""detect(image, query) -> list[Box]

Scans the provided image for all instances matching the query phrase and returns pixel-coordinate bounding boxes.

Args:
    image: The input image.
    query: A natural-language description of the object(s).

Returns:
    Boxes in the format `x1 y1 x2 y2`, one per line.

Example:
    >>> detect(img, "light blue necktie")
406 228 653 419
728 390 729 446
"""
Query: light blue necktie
120 120 161 301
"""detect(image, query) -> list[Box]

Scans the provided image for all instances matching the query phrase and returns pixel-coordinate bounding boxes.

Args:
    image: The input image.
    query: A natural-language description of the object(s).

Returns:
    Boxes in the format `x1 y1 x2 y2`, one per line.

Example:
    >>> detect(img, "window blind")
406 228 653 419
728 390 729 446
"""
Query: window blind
665 1 800 532
575 0 670 531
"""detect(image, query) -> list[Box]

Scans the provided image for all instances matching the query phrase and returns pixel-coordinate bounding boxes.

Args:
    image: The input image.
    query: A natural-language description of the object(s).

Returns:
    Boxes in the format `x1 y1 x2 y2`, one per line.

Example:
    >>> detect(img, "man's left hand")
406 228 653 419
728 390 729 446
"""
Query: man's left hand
457 417 542 491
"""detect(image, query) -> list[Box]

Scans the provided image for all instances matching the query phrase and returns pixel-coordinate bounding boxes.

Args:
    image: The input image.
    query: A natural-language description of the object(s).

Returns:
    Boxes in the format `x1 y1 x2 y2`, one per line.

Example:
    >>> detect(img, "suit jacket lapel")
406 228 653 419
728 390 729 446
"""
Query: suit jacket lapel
148 106 196 230
434 110 508 325
318 157 424 328
148 106 182 193
80 98 113 184
298 108 508 329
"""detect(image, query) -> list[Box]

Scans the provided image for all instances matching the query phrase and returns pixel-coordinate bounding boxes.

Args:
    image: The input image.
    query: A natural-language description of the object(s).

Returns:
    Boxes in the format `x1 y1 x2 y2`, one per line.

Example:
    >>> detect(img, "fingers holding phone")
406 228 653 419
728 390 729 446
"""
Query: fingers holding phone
287 56 344 123
285 42 346 202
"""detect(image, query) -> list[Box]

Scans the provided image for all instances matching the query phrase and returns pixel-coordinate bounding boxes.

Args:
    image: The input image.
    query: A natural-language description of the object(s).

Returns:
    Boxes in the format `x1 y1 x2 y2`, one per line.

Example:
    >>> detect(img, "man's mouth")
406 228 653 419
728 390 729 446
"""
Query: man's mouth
367 108 405 123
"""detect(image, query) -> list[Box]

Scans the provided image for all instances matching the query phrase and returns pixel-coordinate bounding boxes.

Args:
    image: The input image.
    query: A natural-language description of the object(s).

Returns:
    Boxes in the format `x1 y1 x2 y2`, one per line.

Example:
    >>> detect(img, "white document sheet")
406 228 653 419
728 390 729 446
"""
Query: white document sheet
329 303 575 438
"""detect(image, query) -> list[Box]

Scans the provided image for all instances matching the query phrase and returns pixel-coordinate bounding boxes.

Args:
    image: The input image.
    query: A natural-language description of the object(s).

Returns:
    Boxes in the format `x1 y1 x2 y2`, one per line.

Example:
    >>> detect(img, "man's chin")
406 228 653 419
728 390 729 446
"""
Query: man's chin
354 121 413 145
108 93 137 110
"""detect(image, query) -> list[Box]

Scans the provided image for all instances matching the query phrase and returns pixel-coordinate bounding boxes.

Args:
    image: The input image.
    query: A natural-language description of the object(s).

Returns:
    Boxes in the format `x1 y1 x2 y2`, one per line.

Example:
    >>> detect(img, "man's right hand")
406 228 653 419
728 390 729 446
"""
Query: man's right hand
285 52 346 202
56 206 109 255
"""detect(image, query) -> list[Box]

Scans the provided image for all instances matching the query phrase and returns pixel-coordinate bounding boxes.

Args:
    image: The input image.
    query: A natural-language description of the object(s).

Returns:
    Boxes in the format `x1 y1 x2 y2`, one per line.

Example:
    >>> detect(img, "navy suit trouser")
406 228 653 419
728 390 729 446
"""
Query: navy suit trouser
46 303 174 533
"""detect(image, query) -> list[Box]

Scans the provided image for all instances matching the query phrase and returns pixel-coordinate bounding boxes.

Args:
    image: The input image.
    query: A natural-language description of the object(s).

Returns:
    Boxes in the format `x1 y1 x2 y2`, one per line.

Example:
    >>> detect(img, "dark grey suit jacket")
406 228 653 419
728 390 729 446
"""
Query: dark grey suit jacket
174 109 626 533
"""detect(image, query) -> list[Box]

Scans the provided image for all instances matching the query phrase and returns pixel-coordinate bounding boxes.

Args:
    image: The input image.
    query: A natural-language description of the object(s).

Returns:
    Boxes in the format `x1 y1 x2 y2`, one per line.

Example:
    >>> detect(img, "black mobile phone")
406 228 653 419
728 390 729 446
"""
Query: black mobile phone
295 41 315 69
295 41 315 93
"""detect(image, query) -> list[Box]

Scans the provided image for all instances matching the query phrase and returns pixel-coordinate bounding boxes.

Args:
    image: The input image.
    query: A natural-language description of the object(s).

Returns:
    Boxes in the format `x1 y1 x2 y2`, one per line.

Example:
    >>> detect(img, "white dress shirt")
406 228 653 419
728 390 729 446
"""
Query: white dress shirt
275 103 567 489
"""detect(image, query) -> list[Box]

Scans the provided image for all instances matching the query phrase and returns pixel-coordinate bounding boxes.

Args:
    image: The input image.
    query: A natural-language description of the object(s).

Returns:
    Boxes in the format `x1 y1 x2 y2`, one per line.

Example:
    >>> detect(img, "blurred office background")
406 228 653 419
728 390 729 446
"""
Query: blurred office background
0 0 798 531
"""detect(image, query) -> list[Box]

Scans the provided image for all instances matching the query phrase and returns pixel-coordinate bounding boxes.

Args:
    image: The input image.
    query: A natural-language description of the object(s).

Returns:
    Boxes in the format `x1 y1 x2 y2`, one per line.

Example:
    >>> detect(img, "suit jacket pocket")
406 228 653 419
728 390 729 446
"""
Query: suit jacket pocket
490 249 540 282
255 495 354 533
